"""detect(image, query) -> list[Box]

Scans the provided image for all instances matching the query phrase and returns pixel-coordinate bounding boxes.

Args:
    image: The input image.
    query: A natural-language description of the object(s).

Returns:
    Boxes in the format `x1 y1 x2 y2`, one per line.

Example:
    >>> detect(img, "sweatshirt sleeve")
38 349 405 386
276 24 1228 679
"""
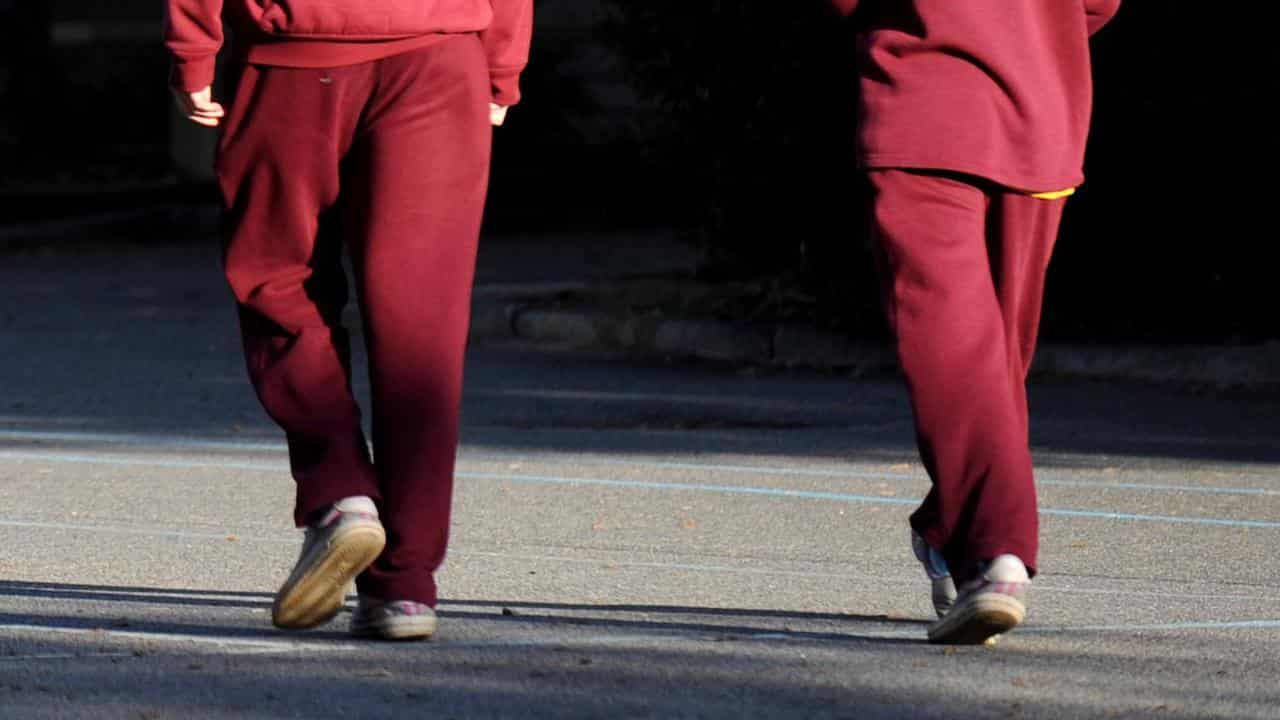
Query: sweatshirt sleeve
1085 0 1121 36
164 0 225 92
481 0 534 106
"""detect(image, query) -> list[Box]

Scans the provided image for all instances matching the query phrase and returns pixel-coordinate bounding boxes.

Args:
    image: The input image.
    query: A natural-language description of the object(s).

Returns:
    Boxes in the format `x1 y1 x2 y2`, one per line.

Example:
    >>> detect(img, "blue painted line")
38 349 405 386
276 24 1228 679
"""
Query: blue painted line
2 448 1278 530
466 454 1280 498
459 470 920 507
458 470 1280 529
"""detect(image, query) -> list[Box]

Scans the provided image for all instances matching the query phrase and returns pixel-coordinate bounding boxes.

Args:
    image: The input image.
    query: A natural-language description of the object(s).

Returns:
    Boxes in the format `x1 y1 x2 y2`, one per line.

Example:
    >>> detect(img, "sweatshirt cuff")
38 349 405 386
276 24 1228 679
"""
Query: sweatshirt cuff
490 68 523 107
170 56 217 93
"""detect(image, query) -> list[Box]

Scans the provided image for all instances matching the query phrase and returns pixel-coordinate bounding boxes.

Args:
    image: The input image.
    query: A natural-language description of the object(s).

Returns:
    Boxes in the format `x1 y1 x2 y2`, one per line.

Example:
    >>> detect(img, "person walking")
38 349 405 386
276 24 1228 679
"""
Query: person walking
832 0 1122 643
164 0 533 640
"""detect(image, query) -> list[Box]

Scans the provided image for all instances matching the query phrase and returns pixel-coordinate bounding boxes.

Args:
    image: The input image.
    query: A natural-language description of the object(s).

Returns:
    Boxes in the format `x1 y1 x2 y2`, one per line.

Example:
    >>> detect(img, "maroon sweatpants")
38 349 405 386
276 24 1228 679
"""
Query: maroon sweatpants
215 36 492 605
867 169 1066 584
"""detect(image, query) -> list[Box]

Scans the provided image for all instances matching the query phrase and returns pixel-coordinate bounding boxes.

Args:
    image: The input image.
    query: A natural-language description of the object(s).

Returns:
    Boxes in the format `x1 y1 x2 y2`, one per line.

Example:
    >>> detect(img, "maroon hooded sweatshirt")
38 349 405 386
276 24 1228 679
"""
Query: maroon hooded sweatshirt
165 0 533 106
835 0 1121 192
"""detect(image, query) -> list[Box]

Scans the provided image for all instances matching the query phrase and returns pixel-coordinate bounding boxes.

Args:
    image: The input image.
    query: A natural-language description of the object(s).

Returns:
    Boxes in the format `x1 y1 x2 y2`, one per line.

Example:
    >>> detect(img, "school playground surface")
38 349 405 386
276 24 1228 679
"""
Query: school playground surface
1 243 1279 718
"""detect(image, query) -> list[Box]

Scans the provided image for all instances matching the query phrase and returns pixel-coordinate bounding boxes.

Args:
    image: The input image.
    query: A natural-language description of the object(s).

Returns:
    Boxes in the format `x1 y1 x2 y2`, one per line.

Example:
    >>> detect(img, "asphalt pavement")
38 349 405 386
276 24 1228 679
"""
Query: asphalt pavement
1 239 1279 719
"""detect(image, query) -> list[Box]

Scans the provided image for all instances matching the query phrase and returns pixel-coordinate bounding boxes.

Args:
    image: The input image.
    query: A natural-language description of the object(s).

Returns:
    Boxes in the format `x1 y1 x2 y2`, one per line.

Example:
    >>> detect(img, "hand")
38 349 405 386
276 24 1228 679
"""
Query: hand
172 85 225 128
490 103 509 127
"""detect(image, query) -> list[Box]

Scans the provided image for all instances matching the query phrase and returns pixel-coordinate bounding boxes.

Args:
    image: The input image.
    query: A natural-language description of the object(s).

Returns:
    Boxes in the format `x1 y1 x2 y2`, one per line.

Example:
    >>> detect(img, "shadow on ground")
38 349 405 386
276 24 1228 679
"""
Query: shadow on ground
1 580 1277 719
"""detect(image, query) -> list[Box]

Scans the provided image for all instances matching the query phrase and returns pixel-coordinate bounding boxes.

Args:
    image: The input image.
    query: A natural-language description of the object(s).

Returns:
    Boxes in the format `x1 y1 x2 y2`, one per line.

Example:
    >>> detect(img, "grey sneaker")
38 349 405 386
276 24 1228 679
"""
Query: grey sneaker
912 530 957 618
272 496 385 630
350 598 438 641
927 554 1029 645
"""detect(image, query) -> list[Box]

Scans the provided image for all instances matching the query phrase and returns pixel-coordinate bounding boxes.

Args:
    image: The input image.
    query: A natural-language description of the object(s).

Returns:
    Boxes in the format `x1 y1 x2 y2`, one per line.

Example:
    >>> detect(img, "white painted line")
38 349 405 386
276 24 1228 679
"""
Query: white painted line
496 455 922 483
0 584 272 604
0 623 357 654
443 618 1280 643
435 627 923 647
1035 475 1280 497
1028 619 1280 635
0 449 283 472
1034 584 1276 602
0 450 284 474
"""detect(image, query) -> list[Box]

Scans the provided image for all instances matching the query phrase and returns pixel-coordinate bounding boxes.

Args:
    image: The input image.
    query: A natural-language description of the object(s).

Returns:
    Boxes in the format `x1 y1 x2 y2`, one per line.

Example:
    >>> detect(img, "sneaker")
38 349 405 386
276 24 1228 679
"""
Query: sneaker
912 530 957 618
272 496 386 630
350 597 438 641
927 554 1029 645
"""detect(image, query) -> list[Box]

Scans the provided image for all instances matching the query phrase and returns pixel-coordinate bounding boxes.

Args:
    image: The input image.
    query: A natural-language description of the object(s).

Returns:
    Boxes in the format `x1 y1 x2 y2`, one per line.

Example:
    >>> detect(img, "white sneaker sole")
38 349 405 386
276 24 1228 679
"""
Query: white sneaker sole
351 613 438 641
927 592 1025 645
272 523 385 630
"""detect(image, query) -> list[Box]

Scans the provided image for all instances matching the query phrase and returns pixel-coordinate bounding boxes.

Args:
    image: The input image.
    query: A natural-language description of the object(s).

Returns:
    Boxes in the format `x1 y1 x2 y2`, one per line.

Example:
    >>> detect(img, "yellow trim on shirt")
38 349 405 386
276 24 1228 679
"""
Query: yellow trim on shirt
1028 188 1076 200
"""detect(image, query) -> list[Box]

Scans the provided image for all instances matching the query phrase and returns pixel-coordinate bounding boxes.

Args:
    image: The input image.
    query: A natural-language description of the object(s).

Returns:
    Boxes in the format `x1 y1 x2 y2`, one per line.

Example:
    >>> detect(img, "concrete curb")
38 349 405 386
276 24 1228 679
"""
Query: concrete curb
471 299 1280 390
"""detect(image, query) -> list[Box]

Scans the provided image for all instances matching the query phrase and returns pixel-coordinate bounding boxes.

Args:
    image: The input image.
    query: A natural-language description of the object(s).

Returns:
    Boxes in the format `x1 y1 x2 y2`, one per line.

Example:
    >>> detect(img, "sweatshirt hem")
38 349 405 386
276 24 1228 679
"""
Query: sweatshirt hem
243 33 458 70
858 154 1085 196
